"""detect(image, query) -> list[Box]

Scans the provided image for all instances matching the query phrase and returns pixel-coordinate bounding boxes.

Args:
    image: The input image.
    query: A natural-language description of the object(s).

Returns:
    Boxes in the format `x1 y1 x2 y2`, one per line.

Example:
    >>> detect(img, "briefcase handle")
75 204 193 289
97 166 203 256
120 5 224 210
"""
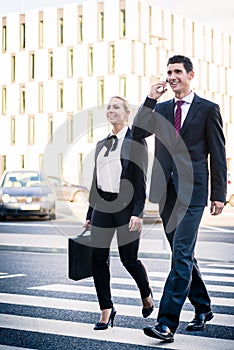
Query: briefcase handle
78 226 90 237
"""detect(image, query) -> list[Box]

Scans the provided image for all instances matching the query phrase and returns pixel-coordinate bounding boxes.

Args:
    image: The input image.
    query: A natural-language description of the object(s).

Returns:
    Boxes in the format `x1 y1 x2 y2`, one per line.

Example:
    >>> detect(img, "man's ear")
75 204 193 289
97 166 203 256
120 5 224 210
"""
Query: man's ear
189 70 194 80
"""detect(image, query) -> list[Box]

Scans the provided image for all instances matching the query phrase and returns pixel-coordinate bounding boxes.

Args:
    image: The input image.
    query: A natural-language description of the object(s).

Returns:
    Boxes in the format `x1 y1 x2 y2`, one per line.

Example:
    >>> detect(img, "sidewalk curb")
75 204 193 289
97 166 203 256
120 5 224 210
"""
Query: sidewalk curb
0 244 170 259
0 245 67 254
1 244 233 263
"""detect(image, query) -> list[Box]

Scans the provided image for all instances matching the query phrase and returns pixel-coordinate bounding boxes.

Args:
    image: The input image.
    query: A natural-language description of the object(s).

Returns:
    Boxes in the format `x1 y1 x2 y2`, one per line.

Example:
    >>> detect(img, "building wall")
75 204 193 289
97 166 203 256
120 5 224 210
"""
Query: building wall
0 0 233 186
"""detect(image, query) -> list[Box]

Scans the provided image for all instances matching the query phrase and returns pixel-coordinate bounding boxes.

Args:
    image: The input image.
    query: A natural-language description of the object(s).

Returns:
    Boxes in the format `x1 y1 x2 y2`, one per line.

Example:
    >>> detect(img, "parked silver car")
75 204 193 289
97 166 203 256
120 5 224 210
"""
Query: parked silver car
0 170 56 220
48 176 89 203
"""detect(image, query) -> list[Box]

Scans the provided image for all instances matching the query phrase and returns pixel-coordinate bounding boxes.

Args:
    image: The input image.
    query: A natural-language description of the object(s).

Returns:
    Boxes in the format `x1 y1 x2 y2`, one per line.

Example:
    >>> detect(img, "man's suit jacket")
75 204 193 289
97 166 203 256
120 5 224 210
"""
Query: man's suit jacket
132 94 227 206
86 127 148 220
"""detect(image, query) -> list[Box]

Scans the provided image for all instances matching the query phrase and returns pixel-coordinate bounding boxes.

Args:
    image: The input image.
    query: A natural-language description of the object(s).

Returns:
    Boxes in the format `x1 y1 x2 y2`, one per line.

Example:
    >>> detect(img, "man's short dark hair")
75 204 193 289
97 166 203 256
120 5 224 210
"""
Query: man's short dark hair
167 55 193 73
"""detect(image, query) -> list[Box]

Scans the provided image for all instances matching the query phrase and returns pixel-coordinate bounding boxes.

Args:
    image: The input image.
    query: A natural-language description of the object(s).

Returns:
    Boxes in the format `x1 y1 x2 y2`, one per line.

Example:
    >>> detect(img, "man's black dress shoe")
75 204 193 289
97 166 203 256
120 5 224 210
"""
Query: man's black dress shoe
143 323 174 343
186 311 214 331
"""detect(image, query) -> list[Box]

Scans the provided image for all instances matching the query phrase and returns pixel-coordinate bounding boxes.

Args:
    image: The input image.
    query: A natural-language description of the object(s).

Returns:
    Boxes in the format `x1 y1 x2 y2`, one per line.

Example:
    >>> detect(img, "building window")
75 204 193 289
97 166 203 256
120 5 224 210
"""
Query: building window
11 116 16 145
38 82 44 113
78 152 83 175
20 154 25 169
58 153 63 175
20 85 26 114
149 5 152 39
2 86 7 115
109 43 115 73
58 82 64 111
58 9 64 45
119 76 126 97
230 96 233 124
28 115 35 145
170 14 174 52
68 48 74 77
98 3 104 40
67 113 74 143
2 17 7 52
88 112 93 143
38 12 44 48
49 50 53 79
38 154 43 169
88 45 93 75
228 35 232 68
11 54 16 82
120 1 126 38
20 14 26 50
98 78 104 105
77 80 83 110
48 114 53 143
0 155 6 175
78 6 83 43
29 52 35 80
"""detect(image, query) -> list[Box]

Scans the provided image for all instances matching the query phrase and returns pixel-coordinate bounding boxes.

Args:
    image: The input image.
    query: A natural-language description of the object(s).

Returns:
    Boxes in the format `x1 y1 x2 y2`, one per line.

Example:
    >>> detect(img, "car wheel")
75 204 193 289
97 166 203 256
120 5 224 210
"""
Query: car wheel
0 216 7 221
49 212 56 220
229 194 234 207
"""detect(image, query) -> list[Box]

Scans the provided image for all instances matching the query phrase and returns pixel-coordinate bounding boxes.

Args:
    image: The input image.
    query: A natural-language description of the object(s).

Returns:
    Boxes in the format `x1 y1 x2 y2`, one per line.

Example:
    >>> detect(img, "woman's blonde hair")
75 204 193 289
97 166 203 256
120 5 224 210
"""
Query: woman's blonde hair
110 96 131 112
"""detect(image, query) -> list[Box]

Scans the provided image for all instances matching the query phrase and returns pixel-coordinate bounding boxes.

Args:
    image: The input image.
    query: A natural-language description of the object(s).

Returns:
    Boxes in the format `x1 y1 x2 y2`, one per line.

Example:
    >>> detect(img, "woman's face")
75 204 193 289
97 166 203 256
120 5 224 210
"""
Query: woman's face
106 97 129 125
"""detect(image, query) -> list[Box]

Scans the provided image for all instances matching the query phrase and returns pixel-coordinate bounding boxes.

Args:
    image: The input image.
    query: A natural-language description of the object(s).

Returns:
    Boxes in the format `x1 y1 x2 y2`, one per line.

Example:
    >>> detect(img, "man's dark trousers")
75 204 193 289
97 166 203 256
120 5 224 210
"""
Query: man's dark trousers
157 182 211 332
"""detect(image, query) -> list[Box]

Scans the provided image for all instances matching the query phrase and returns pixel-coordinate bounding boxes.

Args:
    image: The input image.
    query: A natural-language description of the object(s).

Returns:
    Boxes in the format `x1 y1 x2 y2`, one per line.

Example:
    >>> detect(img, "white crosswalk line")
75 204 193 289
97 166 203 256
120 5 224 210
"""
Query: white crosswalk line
198 268 234 275
149 271 234 283
1 262 233 349
0 292 233 327
207 264 234 268
0 274 26 279
200 225 234 233
28 283 234 307
109 276 234 294
0 346 36 350
0 314 233 350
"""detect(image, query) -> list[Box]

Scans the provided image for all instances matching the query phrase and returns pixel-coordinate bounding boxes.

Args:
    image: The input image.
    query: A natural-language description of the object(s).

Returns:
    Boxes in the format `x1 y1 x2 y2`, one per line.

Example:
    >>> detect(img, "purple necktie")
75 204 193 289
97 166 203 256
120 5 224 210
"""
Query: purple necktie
174 100 184 138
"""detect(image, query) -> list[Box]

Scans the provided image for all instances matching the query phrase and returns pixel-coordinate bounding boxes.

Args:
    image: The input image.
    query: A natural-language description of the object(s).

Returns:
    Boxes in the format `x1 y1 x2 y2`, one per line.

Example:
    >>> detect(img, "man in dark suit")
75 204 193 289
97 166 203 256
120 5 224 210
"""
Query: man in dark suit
85 96 154 330
132 55 227 342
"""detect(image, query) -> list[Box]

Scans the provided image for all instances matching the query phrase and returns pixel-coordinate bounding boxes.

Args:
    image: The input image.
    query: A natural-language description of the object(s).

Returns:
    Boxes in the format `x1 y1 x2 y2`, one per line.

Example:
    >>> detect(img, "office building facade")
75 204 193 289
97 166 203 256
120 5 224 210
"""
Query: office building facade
0 0 233 187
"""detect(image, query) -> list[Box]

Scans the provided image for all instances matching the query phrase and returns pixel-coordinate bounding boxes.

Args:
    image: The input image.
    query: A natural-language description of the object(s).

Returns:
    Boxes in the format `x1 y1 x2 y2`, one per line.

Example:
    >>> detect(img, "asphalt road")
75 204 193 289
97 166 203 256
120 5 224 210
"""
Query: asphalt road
0 202 233 349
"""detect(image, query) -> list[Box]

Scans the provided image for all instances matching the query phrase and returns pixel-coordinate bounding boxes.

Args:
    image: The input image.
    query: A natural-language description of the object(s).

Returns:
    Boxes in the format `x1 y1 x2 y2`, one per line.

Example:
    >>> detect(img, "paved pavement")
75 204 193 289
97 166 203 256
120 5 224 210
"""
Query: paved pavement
0 223 233 262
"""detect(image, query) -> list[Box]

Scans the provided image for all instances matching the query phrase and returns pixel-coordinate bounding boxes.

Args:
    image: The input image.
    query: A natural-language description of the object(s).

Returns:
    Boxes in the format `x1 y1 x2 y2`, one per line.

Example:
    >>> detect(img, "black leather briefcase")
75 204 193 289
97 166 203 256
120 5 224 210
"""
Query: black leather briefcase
68 227 93 281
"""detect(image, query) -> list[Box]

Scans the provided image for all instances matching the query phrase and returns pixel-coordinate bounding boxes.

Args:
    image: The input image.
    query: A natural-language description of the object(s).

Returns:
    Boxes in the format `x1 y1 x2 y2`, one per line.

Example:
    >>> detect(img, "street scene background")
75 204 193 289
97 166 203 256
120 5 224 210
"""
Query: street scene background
0 0 234 349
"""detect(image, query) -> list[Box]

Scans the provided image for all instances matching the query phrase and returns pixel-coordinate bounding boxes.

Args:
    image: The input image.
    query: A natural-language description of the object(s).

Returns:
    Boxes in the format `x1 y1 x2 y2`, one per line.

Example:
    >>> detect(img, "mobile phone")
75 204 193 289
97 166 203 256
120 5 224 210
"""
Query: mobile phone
162 77 168 92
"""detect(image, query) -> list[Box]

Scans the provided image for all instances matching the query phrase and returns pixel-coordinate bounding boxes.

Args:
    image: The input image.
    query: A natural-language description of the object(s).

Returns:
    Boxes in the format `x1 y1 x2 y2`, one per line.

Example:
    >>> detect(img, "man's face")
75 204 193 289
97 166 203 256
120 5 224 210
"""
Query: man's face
106 98 129 125
167 62 194 95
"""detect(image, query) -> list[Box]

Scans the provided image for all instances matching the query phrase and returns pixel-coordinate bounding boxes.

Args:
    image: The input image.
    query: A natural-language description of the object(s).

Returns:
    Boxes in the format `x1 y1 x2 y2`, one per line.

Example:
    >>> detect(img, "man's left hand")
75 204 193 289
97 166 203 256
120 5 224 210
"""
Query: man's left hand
210 201 224 215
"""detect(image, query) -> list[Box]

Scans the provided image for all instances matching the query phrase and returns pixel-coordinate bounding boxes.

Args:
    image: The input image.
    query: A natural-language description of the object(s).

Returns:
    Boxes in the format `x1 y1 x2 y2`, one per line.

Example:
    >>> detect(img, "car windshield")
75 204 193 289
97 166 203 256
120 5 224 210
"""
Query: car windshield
2 172 48 188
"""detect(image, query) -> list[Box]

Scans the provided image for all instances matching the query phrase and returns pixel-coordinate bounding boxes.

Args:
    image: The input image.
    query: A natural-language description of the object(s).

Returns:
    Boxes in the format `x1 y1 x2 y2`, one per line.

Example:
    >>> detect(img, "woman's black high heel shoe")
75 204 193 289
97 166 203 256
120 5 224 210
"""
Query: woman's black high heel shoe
94 307 117 330
142 290 154 318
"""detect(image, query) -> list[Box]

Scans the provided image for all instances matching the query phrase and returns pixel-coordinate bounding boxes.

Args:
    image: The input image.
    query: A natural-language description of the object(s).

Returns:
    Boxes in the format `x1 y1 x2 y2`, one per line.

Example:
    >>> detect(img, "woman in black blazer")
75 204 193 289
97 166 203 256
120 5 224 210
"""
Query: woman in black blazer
84 96 153 330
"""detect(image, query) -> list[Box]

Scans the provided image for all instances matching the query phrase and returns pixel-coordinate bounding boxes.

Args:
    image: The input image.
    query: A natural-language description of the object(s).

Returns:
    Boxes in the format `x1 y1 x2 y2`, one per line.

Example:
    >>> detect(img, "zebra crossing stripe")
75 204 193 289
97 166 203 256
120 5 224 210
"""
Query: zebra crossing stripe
148 271 234 283
0 314 233 350
0 292 233 327
28 284 234 307
0 345 36 350
0 274 26 279
109 277 234 294
196 268 234 275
